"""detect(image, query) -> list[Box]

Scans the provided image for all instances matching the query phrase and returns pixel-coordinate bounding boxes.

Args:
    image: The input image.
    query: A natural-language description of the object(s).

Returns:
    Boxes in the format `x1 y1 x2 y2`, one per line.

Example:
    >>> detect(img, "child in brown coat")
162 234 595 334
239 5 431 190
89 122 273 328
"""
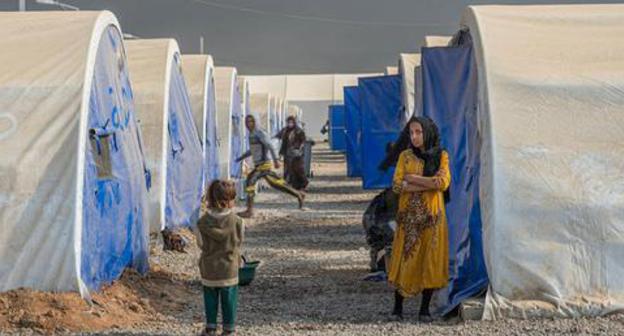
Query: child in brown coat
195 180 244 336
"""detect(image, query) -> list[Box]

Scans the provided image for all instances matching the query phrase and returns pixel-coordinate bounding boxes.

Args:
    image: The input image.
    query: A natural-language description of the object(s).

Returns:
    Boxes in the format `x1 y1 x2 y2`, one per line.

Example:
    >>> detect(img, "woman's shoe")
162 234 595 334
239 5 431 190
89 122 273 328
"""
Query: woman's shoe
388 312 403 322
418 314 433 323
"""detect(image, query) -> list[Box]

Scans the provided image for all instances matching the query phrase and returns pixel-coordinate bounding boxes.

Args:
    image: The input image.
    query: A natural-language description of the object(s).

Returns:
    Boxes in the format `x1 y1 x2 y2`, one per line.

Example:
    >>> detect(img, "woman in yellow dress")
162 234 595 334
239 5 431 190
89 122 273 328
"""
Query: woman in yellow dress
388 116 450 322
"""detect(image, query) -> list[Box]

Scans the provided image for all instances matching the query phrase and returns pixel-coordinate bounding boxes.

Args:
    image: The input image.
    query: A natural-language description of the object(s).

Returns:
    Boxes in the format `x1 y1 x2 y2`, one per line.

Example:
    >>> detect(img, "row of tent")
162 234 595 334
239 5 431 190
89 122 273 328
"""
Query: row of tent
0 10 302 299
330 4 624 319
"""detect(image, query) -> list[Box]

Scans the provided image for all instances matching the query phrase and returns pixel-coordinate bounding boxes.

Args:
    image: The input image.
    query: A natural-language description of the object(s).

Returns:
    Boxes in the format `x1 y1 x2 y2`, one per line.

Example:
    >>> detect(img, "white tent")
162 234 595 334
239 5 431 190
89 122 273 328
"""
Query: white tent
282 100 289 129
288 104 304 128
238 77 251 149
385 66 399 75
126 39 203 233
279 98 287 130
399 53 421 123
267 96 282 153
0 11 150 297
250 93 272 132
214 67 244 179
181 54 220 190
246 73 380 138
461 4 624 319
269 96 281 138
424 35 452 47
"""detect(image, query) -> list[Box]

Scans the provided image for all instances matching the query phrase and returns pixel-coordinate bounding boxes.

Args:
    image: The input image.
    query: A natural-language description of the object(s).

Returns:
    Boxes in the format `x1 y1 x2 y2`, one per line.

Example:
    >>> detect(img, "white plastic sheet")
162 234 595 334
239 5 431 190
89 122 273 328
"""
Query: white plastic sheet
399 53 421 123
462 4 624 318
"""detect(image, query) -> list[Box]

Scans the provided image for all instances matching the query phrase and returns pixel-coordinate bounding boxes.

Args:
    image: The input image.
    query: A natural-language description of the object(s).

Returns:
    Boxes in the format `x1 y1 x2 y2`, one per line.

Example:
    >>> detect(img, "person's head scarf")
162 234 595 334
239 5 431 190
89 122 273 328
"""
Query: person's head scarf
286 116 297 129
409 116 442 177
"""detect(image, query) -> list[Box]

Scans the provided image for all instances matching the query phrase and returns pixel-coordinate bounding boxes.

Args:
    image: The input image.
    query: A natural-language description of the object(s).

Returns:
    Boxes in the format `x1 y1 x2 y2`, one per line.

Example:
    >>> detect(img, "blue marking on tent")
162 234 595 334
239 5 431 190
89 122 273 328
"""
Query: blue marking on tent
80 26 149 292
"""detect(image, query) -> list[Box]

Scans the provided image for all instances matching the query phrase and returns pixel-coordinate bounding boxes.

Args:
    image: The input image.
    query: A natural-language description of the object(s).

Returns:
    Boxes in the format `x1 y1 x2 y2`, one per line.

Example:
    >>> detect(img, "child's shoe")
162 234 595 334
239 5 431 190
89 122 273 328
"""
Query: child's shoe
199 327 217 336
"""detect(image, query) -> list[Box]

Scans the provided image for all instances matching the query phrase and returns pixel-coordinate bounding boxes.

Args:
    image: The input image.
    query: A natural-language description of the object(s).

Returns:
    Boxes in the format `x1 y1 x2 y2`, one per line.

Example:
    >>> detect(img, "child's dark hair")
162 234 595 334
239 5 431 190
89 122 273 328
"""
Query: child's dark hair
207 180 237 209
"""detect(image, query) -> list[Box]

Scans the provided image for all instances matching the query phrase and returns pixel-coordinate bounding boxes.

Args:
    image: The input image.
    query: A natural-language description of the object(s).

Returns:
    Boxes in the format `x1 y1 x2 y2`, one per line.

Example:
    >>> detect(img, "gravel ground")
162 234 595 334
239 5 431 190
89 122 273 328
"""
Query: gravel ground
9 143 622 335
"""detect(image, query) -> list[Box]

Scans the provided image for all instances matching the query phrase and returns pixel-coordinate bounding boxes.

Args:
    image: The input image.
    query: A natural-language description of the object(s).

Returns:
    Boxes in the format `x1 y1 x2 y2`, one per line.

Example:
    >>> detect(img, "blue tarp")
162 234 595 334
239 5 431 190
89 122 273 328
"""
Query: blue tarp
359 75 401 189
421 44 488 315
165 55 204 230
328 105 346 152
81 26 149 291
344 86 362 177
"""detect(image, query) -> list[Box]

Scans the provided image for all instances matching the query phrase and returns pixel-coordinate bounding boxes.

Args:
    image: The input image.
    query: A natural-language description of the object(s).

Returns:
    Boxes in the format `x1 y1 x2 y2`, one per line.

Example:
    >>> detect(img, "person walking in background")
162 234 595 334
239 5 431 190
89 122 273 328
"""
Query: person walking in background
237 115 305 218
388 116 451 322
195 180 244 336
276 116 309 190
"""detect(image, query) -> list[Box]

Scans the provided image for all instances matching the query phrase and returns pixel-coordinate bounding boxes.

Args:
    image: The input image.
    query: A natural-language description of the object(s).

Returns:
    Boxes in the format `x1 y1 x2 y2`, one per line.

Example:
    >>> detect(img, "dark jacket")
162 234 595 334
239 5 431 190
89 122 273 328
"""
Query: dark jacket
277 126 306 158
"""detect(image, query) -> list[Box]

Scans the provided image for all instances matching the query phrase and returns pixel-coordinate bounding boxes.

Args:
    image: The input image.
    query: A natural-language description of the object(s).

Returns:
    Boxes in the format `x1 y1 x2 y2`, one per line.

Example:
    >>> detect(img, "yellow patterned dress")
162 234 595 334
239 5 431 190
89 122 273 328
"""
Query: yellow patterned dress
388 149 451 297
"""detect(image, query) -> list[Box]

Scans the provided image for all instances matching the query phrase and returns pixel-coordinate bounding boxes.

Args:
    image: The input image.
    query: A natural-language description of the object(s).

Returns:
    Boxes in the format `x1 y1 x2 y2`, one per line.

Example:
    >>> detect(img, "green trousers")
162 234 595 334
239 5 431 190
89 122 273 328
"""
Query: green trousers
203 285 238 332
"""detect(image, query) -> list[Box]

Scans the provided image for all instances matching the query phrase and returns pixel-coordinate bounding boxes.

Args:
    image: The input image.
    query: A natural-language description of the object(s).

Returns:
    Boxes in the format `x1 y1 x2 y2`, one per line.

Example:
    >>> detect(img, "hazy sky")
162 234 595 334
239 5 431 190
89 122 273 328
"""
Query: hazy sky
3 0 623 74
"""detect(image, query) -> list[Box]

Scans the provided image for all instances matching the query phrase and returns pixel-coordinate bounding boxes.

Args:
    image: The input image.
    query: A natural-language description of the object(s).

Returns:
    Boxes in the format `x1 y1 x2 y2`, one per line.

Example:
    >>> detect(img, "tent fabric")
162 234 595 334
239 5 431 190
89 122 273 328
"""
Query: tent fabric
288 104 304 128
289 100 334 138
385 66 399 75
269 96 280 151
343 86 362 177
328 105 346 152
269 96 278 136
246 73 381 138
214 67 243 179
359 75 402 189
399 53 421 124
250 93 271 132
126 39 203 233
333 74 376 102
420 45 488 316
462 5 624 318
0 11 149 298
277 98 285 131
424 35 452 47
237 77 251 157
181 55 220 191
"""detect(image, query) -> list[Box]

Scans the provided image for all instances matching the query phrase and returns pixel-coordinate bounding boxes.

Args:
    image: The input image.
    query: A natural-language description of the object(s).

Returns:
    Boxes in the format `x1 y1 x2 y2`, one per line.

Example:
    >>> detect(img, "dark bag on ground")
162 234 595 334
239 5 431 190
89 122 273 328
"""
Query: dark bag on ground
362 188 398 253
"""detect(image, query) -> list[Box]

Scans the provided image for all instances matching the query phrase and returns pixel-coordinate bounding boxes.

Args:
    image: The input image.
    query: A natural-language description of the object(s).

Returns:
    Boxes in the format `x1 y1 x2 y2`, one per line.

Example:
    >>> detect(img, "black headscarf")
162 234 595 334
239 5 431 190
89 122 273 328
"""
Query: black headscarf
410 116 442 177
379 125 410 171
380 116 449 202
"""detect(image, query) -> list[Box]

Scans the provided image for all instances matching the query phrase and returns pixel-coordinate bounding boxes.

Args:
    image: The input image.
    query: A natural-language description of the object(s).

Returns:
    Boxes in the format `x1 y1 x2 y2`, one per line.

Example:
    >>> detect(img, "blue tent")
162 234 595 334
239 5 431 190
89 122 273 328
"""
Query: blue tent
0 14 149 297
359 75 401 189
344 86 362 177
165 54 204 231
328 104 346 152
420 41 488 315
